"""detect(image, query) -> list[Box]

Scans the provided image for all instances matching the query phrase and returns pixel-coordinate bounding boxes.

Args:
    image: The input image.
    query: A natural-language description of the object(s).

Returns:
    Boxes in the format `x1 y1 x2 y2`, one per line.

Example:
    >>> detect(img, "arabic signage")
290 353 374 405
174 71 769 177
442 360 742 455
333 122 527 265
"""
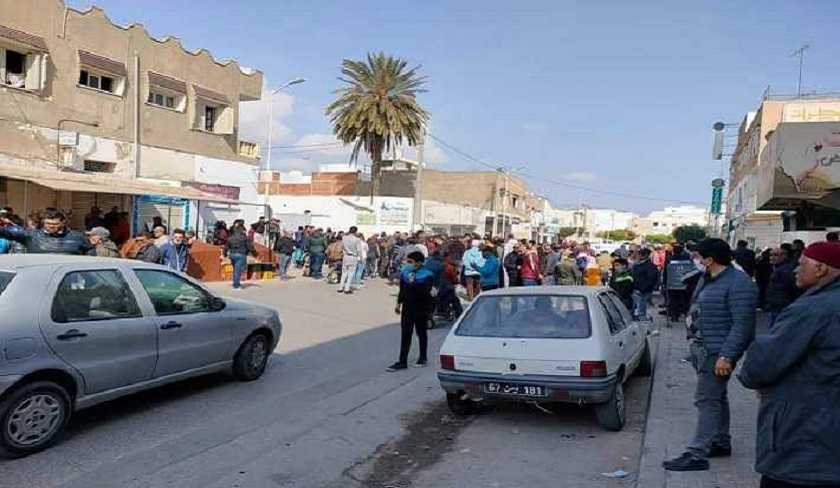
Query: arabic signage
783 103 840 123
183 181 241 201
356 211 376 225
377 200 410 225
757 121 840 211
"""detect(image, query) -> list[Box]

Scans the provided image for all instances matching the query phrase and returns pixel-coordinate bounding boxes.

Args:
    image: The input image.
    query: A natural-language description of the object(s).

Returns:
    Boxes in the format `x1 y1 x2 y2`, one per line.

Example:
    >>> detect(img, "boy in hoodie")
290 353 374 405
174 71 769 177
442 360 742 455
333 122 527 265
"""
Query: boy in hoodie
462 239 485 299
471 246 501 291
388 251 434 371
609 257 634 310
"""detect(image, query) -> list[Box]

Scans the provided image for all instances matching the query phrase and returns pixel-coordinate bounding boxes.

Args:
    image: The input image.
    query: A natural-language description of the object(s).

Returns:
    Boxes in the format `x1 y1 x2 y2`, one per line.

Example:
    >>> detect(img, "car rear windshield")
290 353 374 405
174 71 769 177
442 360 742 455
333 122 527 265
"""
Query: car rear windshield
0 272 15 297
456 295 591 339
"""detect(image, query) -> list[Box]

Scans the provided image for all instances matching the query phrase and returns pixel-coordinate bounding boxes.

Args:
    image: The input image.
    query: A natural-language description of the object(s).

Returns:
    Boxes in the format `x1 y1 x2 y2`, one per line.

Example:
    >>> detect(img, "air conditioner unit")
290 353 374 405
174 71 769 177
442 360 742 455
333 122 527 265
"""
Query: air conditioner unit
60 147 84 171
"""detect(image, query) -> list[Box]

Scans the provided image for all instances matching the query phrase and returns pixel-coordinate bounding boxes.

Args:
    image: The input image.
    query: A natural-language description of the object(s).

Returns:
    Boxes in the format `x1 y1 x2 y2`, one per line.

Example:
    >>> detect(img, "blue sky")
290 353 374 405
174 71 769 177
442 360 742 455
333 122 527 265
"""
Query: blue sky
67 0 840 214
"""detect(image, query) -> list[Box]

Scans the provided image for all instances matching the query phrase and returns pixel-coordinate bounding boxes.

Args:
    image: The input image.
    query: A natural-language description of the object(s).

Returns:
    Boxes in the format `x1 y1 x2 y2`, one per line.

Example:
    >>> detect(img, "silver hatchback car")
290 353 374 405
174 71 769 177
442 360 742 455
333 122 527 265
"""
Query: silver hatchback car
0 255 282 458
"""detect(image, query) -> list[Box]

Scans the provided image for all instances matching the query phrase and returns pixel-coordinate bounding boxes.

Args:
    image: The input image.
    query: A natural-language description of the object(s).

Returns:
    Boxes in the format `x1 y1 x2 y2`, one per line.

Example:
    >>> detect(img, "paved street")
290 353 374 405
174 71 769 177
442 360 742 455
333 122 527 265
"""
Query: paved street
1 277 651 488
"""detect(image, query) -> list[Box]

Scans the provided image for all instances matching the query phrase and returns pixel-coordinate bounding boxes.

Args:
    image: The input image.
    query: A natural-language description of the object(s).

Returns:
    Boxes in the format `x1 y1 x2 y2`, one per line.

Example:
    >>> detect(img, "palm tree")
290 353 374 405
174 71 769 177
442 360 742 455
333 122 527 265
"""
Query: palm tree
326 52 429 202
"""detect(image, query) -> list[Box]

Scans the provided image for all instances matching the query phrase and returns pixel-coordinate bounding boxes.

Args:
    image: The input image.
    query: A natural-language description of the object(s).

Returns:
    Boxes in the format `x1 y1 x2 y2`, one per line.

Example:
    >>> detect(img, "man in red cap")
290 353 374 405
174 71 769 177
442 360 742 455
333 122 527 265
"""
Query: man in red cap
739 241 840 488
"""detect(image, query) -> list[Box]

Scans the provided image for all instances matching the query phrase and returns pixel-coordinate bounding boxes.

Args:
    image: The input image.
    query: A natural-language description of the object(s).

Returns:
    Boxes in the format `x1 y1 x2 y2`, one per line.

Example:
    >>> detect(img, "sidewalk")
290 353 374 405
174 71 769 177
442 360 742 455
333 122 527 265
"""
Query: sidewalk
636 315 760 488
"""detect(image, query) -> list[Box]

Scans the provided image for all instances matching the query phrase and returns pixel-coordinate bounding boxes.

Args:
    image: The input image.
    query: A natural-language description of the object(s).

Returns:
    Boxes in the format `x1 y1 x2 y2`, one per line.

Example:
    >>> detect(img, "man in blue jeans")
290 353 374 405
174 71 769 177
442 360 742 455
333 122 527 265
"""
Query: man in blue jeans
224 227 253 289
631 248 659 319
273 232 296 279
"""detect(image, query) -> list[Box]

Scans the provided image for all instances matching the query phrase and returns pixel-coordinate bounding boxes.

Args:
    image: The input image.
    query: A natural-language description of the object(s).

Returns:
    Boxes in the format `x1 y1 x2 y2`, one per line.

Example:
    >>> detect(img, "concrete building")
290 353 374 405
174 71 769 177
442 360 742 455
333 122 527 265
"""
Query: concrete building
726 95 840 248
633 205 709 237
0 0 264 236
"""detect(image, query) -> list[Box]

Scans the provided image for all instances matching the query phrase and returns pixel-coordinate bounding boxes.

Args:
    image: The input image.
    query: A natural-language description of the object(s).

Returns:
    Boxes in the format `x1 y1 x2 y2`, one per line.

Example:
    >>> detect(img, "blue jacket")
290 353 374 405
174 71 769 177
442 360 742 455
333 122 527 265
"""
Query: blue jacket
160 242 189 272
398 265 434 315
0 225 89 255
0 237 9 254
691 266 757 361
739 277 840 485
462 247 485 277
424 255 444 288
472 255 500 288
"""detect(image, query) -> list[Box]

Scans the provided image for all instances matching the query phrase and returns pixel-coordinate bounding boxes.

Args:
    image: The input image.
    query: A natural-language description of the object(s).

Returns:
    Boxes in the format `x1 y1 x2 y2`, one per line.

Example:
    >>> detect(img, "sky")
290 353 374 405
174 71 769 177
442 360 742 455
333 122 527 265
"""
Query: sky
66 0 840 214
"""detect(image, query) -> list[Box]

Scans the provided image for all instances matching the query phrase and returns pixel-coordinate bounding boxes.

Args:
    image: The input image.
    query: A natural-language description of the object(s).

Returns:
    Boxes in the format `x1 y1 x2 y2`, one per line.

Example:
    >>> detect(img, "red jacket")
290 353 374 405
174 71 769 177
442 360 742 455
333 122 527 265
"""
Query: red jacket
520 251 541 280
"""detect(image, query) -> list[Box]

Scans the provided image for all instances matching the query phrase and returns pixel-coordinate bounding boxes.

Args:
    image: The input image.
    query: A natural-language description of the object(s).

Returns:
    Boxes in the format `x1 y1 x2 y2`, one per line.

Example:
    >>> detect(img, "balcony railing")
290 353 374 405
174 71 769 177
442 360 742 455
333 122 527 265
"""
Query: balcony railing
238 140 261 159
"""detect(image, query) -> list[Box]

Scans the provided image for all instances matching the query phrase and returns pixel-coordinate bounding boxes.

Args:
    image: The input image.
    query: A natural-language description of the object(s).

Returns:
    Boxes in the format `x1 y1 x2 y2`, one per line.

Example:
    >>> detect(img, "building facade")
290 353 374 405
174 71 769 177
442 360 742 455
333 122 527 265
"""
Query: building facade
0 0 264 237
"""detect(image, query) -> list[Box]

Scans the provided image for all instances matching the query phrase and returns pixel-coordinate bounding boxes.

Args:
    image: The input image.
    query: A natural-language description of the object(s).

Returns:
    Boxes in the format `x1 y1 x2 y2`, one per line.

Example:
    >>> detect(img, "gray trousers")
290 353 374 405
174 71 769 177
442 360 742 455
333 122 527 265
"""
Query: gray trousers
687 342 731 458
339 256 359 292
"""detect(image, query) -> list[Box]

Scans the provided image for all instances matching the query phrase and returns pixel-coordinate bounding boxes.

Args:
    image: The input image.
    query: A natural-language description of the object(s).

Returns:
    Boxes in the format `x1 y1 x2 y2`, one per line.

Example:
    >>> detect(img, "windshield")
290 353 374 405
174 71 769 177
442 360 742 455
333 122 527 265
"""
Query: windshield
0 272 15 297
456 295 591 339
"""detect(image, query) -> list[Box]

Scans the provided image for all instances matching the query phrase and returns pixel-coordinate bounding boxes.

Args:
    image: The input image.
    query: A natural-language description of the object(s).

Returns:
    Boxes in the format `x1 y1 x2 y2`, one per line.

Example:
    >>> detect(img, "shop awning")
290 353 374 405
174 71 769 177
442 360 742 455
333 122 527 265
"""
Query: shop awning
0 165 242 204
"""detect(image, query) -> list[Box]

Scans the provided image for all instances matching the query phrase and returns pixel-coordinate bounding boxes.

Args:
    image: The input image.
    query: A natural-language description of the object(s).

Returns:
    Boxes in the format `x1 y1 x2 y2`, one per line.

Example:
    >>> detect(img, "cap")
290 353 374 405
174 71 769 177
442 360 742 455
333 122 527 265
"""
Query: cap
803 241 840 269
86 226 110 238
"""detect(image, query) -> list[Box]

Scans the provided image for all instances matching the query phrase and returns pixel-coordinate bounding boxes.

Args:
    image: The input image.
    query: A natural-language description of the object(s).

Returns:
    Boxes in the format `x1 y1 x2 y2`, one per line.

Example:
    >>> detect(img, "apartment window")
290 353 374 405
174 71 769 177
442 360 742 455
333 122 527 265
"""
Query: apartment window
0 46 45 91
193 85 233 135
79 69 116 93
148 91 175 109
204 105 217 132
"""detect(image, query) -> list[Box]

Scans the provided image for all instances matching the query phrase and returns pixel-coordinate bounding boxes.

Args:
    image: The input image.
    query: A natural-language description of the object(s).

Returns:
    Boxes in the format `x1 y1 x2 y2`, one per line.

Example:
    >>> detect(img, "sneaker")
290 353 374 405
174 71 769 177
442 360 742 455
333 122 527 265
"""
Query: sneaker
412 359 428 368
708 445 732 458
344 290 353 295
337 289 345 293
662 452 709 472
386 362 407 372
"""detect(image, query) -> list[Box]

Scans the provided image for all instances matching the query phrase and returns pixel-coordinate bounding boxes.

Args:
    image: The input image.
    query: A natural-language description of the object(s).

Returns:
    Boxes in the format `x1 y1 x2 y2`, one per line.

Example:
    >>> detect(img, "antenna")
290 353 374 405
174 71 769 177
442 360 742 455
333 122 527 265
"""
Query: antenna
790 44 810 97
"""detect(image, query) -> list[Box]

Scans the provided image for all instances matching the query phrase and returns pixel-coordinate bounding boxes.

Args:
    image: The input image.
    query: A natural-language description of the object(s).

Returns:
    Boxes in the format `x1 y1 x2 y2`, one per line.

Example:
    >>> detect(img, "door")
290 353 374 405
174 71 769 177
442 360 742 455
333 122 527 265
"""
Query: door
596 293 633 374
133 269 232 377
606 292 643 367
44 268 157 394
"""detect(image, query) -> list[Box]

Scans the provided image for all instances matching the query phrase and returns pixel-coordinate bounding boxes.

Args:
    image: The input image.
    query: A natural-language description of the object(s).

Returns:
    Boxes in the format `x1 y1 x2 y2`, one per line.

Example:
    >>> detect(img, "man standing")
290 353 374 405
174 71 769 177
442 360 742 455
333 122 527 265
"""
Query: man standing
224 227 253 289
388 251 434 371
763 246 800 326
663 238 757 472
86 227 120 258
733 240 757 278
0 209 89 254
520 242 542 286
161 229 189 273
273 231 296 279
631 248 659 319
338 226 362 294
153 225 170 249
739 241 840 488
307 228 328 279
504 243 524 287
462 239 485 298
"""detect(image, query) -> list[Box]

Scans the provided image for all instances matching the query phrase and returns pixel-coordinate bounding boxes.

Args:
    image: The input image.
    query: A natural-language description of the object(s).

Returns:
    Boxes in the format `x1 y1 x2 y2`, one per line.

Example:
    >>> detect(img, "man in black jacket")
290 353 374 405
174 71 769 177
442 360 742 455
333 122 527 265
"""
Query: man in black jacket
631 248 660 319
733 240 757 278
0 209 89 255
503 243 524 287
224 228 253 289
274 232 296 279
763 246 800 326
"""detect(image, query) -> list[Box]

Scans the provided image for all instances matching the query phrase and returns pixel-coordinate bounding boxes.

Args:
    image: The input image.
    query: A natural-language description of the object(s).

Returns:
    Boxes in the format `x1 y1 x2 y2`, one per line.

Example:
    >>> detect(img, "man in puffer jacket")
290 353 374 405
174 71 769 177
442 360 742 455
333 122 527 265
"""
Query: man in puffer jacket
0 209 89 255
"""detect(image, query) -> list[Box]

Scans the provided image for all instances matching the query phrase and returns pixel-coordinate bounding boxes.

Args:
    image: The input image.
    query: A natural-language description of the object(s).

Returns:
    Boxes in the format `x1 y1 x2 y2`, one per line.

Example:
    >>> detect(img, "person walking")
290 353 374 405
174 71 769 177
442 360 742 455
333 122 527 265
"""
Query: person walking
663 238 757 472
763 246 800 326
0 209 89 255
161 229 190 273
307 228 328 279
631 248 659 319
338 226 362 294
462 239 485 298
739 241 840 488
387 251 434 371
224 227 253 289
366 236 381 278
273 231 295 279
85 227 120 258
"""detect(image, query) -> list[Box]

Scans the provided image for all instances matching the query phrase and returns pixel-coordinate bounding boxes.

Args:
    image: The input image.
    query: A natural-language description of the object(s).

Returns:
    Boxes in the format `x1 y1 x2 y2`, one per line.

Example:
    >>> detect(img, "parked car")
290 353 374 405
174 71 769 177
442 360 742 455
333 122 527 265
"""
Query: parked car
0 255 282 458
437 286 651 430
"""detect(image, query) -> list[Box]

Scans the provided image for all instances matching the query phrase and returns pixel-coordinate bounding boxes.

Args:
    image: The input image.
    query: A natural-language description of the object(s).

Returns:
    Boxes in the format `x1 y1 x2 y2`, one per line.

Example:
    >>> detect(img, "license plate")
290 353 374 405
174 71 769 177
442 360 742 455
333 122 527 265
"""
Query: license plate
483 382 547 397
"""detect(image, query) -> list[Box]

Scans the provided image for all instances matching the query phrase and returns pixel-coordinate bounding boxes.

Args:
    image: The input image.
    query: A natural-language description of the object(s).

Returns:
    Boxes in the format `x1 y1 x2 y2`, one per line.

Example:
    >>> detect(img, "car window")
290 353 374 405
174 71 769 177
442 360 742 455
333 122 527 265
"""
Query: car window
0 272 13 297
51 270 142 323
134 269 213 315
456 295 590 339
607 292 634 324
597 294 625 335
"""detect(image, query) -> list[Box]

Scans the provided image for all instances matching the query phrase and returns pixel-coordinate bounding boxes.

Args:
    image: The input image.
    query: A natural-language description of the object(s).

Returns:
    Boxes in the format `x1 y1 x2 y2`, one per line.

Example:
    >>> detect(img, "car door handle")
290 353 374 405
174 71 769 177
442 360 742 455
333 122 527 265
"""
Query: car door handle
57 329 88 340
618 341 624 348
632 330 638 336
160 321 182 330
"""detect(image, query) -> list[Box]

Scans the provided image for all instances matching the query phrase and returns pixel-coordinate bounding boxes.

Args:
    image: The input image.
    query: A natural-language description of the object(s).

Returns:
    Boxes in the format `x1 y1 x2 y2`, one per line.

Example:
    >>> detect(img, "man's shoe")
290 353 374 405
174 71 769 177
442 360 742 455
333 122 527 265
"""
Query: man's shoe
708 445 732 458
386 362 407 372
344 290 353 295
336 289 345 293
662 452 709 471
412 359 428 368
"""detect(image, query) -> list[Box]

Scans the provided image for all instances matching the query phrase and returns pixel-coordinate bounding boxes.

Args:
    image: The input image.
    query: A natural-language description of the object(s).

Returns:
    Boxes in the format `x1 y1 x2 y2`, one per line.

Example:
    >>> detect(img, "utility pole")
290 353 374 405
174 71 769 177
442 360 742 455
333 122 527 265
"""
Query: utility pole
791 44 810 97
412 129 425 233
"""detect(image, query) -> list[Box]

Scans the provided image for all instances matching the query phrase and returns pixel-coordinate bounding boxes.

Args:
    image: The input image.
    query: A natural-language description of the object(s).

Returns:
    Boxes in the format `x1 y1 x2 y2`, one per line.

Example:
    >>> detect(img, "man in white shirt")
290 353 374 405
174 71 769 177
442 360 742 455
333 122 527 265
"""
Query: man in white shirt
338 226 362 294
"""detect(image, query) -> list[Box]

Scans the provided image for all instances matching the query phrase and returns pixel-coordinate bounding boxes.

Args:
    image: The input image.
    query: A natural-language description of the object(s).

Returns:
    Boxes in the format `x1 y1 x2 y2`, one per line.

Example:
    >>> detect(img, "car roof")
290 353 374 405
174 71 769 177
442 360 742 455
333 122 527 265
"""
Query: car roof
478 286 608 298
0 254 132 271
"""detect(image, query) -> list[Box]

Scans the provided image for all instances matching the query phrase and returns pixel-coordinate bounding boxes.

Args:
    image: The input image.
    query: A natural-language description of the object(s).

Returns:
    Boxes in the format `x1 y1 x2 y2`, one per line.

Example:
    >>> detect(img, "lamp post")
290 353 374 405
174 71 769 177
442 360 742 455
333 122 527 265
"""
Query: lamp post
265 77 306 172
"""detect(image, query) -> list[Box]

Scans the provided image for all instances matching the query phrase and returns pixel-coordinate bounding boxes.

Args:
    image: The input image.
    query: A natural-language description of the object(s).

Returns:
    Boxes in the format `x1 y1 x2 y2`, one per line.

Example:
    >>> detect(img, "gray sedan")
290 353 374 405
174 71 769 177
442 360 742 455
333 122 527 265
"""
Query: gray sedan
0 255 282 458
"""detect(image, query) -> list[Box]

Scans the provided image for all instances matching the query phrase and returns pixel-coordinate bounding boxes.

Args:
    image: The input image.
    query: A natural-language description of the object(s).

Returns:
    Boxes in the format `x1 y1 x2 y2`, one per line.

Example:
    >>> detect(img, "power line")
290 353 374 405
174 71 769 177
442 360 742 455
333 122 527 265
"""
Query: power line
268 142 345 150
428 133 706 205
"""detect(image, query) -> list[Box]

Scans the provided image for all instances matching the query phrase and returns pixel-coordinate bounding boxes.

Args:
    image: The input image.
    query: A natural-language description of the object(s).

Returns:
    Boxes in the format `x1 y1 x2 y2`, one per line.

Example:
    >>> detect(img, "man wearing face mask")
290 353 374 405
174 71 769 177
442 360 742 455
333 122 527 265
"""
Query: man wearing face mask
664 238 757 472
739 241 840 488
387 251 434 372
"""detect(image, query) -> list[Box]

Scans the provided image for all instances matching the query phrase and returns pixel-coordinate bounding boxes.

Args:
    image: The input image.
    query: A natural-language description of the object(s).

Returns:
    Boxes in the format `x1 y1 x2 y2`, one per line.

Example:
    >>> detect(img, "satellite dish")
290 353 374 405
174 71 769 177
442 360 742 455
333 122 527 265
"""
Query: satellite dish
713 122 726 132
711 178 726 188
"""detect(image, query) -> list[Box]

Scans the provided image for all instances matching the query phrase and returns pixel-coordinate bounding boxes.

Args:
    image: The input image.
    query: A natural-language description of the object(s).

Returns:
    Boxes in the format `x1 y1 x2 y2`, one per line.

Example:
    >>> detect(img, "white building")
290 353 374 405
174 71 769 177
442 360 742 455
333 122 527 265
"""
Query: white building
635 205 709 236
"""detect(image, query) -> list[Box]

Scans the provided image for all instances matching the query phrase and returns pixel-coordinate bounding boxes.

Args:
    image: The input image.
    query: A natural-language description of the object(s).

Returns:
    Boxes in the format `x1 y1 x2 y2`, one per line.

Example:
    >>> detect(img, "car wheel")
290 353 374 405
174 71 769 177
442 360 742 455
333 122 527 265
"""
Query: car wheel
446 393 480 416
636 339 653 377
233 333 270 381
595 381 626 431
0 381 72 458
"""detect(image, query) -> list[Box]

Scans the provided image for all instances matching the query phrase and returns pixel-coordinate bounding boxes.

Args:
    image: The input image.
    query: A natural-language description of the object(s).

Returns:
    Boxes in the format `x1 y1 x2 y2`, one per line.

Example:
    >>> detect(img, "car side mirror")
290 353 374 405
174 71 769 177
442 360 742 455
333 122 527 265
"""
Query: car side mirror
210 297 226 312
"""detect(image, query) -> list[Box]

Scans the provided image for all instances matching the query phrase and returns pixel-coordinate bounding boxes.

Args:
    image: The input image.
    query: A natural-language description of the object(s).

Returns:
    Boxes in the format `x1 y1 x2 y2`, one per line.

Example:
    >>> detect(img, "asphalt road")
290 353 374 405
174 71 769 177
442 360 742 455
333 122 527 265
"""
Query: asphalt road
0 276 651 488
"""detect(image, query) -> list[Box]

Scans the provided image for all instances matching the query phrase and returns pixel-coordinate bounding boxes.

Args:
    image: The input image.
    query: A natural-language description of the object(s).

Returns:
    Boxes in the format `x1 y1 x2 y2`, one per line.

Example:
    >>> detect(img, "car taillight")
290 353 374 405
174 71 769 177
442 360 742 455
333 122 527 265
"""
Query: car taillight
440 354 455 371
580 360 607 377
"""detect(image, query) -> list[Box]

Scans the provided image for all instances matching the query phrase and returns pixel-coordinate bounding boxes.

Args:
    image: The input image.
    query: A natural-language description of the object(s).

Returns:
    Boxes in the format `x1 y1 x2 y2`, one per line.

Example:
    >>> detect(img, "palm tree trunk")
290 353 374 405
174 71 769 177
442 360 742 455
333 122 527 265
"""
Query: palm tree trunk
369 147 382 205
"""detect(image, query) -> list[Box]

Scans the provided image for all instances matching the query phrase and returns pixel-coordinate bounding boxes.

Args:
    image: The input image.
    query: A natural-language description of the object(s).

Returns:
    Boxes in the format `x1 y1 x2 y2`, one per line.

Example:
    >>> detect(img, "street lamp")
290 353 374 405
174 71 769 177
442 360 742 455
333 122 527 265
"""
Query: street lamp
265 77 306 172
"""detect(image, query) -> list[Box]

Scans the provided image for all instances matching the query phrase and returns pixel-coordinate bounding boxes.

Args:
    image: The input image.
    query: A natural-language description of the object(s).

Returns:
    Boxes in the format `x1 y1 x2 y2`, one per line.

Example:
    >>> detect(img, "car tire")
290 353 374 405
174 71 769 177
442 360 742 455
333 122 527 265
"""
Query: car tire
446 393 479 416
0 381 72 458
636 339 653 377
595 381 626 431
233 333 271 382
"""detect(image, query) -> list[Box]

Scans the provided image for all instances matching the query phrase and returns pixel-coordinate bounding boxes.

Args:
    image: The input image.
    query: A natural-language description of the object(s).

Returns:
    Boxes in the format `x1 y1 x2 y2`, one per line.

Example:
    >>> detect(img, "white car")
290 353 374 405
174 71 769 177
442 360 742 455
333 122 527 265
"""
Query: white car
437 286 652 430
